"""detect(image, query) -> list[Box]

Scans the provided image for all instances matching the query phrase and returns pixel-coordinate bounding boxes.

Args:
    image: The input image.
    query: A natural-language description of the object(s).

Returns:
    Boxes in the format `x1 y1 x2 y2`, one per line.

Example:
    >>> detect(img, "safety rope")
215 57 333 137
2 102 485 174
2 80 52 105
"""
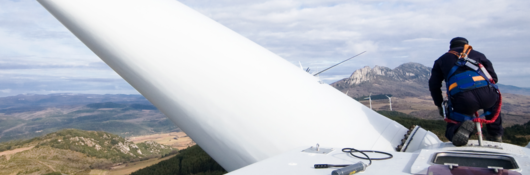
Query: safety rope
473 90 502 124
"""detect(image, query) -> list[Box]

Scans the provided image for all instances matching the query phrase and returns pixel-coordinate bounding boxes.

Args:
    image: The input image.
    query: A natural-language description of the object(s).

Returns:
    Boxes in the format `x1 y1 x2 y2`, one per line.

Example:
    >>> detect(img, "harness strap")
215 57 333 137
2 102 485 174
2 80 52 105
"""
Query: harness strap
446 66 459 80
446 44 473 59
461 45 472 58
445 44 474 80
444 118 459 124
448 50 459 57
443 44 502 124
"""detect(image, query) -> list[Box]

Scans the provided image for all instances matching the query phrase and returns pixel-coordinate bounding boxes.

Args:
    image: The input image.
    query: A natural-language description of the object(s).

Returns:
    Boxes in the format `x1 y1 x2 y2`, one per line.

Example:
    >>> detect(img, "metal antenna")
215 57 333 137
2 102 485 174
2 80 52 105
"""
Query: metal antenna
313 51 367 76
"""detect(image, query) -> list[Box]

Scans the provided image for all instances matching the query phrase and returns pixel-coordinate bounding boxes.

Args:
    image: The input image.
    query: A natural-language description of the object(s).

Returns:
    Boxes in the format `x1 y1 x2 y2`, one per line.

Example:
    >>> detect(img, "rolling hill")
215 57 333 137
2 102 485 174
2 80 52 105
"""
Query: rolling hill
0 129 175 175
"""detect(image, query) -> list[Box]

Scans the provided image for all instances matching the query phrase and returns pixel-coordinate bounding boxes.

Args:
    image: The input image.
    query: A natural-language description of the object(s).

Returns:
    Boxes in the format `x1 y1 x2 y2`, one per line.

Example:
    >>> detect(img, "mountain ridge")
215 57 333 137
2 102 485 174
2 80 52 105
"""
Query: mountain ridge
331 62 530 123
331 62 530 97
332 62 432 98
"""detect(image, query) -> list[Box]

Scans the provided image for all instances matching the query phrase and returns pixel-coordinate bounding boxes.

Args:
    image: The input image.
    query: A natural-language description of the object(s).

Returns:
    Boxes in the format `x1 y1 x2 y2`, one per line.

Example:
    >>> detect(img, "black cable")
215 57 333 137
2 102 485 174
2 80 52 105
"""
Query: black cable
314 164 353 168
341 148 393 166
313 148 393 169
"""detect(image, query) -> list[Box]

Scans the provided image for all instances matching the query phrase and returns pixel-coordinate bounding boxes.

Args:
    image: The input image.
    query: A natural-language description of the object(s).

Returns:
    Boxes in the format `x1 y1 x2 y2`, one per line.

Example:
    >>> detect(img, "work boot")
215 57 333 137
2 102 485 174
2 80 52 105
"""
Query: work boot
452 120 475 146
486 135 503 142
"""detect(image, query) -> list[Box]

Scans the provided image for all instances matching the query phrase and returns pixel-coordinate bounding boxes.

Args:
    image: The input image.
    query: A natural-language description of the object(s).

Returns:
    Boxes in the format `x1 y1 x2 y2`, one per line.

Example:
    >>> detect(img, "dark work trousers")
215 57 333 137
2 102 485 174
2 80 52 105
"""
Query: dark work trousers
445 86 502 141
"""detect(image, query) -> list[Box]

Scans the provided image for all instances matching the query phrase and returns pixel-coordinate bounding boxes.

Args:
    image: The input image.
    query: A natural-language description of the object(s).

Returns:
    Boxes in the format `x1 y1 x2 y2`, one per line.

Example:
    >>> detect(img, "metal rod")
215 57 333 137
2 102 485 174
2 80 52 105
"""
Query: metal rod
476 122 483 146
313 51 366 76
442 101 447 119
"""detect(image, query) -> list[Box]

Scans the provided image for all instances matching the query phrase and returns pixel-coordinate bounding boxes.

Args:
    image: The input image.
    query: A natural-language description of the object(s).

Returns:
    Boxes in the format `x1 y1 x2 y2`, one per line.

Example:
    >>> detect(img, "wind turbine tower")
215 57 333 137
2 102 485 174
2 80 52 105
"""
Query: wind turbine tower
386 95 392 111
369 93 372 109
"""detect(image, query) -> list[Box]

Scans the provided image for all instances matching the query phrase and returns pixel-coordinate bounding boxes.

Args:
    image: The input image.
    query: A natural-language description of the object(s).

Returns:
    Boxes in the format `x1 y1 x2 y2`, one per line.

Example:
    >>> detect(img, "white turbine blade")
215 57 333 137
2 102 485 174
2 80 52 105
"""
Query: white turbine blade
38 0 407 171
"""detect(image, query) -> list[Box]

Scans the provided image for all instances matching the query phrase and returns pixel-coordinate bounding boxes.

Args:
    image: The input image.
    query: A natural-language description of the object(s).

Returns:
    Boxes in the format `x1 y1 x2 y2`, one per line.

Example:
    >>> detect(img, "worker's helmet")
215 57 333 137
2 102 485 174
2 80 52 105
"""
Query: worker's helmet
450 37 468 45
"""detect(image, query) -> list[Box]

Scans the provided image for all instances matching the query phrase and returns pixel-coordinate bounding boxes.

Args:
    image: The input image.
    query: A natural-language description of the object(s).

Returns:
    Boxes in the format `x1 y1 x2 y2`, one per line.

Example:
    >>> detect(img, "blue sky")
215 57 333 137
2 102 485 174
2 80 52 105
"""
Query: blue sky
1 0 529 97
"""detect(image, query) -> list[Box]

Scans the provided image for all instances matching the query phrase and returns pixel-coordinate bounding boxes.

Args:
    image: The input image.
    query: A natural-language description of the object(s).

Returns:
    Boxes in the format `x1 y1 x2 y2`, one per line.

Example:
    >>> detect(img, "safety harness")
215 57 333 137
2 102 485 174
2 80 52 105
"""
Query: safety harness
443 44 502 124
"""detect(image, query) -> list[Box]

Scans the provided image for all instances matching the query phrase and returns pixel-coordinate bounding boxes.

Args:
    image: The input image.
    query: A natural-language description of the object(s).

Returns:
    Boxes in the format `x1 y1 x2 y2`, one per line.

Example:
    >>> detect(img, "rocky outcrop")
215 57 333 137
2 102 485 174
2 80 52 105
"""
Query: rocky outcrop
392 62 432 81
115 142 131 154
142 141 167 154
346 66 393 85
344 62 430 86
332 62 432 98
70 136 102 151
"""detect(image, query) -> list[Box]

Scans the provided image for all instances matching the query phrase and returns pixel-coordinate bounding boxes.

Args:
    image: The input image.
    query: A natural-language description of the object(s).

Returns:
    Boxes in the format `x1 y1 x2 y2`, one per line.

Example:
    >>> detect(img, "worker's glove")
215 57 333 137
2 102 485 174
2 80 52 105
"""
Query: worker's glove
437 106 444 117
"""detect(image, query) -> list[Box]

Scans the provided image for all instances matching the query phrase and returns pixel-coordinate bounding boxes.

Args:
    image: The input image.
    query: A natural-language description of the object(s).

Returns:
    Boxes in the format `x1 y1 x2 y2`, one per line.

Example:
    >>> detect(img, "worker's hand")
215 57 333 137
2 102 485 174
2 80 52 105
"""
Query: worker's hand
437 106 444 117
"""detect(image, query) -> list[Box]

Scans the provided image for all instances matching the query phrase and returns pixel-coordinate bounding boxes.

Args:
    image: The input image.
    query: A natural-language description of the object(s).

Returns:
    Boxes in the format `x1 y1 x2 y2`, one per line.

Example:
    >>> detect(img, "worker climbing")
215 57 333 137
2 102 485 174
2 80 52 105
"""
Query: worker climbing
429 37 502 146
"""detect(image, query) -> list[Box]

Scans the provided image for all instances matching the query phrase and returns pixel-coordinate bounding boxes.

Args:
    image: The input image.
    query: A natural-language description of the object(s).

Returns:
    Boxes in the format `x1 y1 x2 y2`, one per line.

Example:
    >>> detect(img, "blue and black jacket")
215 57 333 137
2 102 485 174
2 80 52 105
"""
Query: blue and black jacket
429 47 498 107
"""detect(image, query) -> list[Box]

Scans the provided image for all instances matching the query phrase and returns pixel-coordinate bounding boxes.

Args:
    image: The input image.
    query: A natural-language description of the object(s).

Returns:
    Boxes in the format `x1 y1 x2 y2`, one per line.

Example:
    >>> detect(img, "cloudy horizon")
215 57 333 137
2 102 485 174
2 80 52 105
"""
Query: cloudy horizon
1 0 529 97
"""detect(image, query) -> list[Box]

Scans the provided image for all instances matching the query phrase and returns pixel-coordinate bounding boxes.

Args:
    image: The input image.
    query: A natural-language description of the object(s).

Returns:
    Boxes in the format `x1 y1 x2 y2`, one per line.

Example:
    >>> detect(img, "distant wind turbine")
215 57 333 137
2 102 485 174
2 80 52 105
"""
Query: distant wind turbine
369 93 372 110
363 93 372 109
298 61 311 73
298 61 303 70
386 95 392 111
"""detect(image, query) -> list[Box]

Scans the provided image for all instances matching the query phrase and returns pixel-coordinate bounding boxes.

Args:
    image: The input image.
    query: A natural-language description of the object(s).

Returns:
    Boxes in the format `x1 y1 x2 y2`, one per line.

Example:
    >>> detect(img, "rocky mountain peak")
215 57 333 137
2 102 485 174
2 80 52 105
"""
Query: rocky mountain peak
331 62 432 98
344 62 431 86
347 65 391 85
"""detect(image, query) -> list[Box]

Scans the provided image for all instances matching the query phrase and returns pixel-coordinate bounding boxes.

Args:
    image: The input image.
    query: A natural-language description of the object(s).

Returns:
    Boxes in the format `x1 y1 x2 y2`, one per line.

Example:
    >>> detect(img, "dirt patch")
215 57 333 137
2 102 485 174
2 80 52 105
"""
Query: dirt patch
110 164 126 170
0 146 34 160
129 132 195 150
89 169 108 175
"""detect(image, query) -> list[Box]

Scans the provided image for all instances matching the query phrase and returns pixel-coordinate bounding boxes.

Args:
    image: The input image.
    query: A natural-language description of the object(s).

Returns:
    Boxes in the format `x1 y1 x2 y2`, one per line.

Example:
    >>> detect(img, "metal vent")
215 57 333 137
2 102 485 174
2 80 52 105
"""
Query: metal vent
432 152 519 170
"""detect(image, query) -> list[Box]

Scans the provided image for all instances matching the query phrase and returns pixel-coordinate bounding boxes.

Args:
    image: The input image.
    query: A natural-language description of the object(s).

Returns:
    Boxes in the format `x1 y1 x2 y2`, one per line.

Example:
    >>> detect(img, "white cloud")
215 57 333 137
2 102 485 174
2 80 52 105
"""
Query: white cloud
0 0 127 97
178 0 530 79
403 38 442 43
1 0 530 97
